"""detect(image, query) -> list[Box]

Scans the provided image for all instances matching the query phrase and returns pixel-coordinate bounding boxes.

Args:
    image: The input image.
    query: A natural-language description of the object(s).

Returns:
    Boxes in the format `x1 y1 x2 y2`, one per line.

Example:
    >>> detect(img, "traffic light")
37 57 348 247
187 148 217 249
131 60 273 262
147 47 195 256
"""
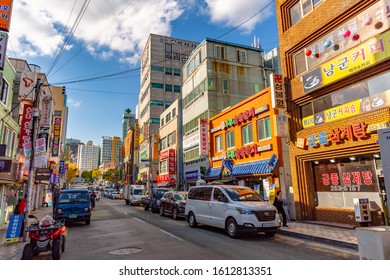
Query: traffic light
62 86 66 95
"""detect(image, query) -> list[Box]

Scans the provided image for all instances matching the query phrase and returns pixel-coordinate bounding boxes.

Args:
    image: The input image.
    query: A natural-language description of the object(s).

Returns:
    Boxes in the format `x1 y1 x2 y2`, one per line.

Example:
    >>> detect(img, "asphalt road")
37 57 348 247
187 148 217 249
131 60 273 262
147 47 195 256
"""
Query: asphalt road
31 197 359 260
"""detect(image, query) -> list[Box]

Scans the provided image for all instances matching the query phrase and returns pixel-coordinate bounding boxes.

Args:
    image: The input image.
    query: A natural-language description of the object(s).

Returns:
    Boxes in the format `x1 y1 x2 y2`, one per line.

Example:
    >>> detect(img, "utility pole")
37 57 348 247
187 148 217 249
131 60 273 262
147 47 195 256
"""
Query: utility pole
22 78 41 242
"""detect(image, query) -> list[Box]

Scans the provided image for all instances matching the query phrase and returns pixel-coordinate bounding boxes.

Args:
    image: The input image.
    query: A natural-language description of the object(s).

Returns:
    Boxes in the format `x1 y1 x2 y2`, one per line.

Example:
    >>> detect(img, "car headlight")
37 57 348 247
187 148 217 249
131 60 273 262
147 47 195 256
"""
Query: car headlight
236 207 254 215
84 207 89 211
57 209 63 214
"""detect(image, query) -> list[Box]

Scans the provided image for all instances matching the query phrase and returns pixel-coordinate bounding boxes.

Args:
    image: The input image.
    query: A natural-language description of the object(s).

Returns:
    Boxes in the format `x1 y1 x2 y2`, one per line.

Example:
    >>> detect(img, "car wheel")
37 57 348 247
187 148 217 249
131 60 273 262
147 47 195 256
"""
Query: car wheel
85 219 91 225
160 205 165 216
61 236 66 252
226 218 241 239
151 206 158 213
144 204 149 211
21 243 34 260
172 208 178 220
52 238 61 260
188 212 198 228
265 230 277 237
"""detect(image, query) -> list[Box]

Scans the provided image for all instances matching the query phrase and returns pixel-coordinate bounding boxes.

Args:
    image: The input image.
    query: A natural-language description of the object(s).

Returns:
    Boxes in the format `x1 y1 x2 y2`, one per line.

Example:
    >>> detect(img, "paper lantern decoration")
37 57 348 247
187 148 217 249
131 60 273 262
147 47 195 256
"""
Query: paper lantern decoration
314 53 320 58
333 44 339 51
364 17 373 26
343 30 351 38
305 49 312 56
352 34 360 41
324 40 332 48
375 21 383 29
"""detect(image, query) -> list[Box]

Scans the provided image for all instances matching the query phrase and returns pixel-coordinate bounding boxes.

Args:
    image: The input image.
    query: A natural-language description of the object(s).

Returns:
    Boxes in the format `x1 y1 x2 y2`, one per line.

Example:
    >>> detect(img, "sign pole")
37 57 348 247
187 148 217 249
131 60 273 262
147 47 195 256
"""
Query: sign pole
22 79 40 242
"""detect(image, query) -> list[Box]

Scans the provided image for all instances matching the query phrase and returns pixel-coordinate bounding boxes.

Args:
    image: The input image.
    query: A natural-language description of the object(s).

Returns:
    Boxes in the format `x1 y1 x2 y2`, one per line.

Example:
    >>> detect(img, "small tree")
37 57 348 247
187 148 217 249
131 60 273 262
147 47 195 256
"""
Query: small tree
66 163 78 185
199 166 207 180
81 170 93 183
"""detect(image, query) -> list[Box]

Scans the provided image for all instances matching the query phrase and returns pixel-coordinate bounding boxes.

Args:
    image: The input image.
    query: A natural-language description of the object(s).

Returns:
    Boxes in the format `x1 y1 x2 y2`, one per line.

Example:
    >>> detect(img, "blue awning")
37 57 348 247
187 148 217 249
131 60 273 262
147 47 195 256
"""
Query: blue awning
222 159 234 174
204 166 222 179
232 154 279 176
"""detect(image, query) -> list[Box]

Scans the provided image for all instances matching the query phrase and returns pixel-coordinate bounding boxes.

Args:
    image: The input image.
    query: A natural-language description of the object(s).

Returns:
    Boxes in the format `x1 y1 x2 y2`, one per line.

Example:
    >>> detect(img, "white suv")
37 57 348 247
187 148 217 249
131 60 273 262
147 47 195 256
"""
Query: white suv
185 185 280 238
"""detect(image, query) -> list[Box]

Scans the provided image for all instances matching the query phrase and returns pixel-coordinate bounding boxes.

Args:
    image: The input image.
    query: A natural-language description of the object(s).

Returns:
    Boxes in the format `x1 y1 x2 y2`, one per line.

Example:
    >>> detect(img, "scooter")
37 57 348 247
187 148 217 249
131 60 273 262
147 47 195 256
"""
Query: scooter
21 214 67 260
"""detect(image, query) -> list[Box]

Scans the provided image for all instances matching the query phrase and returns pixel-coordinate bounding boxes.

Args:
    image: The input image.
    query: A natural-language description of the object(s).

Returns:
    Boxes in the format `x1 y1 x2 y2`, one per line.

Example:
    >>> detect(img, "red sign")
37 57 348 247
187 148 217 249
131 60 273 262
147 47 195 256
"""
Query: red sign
224 108 256 128
157 174 169 183
160 150 169 160
330 122 367 143
199 119 208 156
18 104 33 149
168 149 176 175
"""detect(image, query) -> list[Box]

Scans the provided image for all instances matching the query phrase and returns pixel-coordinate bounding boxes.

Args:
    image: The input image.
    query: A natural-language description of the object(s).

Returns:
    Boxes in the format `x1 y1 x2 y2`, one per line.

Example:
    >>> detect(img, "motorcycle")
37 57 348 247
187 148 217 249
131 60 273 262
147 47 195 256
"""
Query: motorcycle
21 214 67 260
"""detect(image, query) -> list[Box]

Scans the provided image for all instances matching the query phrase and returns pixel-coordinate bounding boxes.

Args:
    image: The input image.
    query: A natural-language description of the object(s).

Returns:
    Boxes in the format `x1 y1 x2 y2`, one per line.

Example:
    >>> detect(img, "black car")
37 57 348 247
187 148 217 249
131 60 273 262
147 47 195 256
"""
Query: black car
159 191 188 220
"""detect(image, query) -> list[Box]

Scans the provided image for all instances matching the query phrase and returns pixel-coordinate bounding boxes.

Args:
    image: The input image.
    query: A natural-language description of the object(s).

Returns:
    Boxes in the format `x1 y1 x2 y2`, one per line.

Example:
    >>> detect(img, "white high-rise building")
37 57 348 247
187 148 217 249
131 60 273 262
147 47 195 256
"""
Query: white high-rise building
77 141 100 173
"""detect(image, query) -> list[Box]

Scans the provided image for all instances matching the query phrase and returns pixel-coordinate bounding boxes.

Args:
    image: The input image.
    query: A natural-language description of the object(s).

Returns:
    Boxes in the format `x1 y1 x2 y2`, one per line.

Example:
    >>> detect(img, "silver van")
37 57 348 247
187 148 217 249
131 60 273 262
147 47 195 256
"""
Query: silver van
184 185 280 238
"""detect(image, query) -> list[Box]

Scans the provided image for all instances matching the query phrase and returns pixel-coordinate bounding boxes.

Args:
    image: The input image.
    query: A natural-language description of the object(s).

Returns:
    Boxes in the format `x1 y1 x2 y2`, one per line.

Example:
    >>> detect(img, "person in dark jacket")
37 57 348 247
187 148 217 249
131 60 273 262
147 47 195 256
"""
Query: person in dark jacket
273 190 288 227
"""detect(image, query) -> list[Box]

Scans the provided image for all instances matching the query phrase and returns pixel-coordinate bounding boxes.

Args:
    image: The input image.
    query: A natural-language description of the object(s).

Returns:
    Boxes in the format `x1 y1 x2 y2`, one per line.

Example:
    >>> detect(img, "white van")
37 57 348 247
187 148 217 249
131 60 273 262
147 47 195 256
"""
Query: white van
185 185 281 238
124 185 147 206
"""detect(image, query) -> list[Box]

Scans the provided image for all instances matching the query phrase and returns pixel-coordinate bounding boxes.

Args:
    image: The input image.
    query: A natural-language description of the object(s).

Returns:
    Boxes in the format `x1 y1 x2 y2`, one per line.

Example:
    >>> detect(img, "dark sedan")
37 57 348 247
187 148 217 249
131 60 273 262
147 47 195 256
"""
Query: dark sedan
159 191 188 220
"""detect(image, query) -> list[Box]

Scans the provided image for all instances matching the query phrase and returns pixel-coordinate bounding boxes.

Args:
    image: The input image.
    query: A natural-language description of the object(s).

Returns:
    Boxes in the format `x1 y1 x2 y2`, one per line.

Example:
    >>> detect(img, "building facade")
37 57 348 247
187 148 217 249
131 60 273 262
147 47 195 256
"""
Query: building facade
276 0 389 225
137 34 198 192
77 141 100 173
122 108 137 141
181 38 273 188
64 138 81 163
111 136 123 168
207 87 293 217
100 136 112 166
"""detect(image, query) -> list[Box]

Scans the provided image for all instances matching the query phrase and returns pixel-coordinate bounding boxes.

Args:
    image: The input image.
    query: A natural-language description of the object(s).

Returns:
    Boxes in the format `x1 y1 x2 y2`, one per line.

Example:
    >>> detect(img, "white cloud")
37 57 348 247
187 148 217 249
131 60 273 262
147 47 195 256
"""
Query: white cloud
202 0 274 33
68 98 82 108
9 0 186 63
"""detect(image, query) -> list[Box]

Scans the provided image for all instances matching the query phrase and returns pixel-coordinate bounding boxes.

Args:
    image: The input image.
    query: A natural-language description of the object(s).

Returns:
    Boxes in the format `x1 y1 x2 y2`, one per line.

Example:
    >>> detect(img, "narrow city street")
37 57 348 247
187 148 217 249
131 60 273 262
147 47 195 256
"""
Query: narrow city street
23 197 359 260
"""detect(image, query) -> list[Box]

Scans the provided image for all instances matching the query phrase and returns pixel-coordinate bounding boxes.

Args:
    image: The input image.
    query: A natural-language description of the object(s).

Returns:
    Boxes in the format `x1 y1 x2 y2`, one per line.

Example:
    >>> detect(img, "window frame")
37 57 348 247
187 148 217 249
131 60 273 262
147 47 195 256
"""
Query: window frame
241 123 253 145
226 130 235 149
257 117 272 141
1 78 9 104
215 45 226 60
215 134 223 152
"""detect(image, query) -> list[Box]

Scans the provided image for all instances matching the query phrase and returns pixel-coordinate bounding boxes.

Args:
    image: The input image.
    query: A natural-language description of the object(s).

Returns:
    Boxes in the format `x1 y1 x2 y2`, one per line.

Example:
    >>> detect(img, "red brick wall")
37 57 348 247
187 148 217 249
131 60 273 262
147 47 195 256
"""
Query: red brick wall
315 206 384 226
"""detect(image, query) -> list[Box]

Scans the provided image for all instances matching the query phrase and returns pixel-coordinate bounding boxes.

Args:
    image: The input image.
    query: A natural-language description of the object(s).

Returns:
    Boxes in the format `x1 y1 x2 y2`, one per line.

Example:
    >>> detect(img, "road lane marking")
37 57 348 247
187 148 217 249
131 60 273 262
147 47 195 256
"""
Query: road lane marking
160 229 183 241
134 218 145 223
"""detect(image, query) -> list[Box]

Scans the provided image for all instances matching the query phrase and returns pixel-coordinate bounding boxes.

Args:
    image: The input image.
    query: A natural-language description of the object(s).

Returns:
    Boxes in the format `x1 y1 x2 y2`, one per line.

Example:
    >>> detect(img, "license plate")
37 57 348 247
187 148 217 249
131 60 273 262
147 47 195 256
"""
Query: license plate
69 214 77 218
262 223 275 227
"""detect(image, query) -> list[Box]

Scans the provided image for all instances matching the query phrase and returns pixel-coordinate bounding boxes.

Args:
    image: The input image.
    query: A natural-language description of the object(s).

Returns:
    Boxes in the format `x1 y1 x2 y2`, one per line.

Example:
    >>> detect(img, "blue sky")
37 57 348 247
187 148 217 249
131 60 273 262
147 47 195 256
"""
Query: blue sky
7 0 279 145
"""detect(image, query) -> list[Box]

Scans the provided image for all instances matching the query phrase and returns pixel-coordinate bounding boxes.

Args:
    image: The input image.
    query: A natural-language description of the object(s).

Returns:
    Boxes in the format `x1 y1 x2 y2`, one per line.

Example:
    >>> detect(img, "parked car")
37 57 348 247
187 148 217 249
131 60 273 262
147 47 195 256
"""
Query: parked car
124 185 147 205
160 191 187 219
111 191 120 199
54 189 91 225
185 185 280 238
141 187 171 213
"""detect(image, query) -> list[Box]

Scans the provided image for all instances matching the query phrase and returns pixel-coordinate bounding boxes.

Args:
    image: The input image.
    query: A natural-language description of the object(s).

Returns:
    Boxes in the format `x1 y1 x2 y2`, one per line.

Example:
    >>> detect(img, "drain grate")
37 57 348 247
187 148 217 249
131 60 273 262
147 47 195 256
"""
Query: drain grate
109 247 143 255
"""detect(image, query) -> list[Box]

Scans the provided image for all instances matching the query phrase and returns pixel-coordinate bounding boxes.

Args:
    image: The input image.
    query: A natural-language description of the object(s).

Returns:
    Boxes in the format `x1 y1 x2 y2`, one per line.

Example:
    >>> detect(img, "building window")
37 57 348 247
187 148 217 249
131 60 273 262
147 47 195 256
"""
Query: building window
241 123 253 145
149 118 160 124
182 54 188 62
208 78 215 90
151 65 164 72
226 130 235 149
150 100 164 106
165 67 172 75
151 83 164 89
165 101 172 108
1 79 9 104
166 112 171 123
290 0 323 26
257 117 271 141
223 79 229 94
173 69 181 76
3 126 16 157
168 132 176 146
161 137 167 150
173 52 180 60
215 45 226 59
161 118 165 126
165 43 172 59
237 49 247 63
160 160 168 174
165 84 172 92
294 50 307 76
215 134 223 152
174 85 181 93
172 108 176 118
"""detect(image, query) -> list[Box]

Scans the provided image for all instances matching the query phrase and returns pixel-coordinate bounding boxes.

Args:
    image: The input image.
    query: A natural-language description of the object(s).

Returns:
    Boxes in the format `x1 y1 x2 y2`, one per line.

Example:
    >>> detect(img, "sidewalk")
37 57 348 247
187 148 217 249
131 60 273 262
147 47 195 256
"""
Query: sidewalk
0 205 54 260
0 206 358 260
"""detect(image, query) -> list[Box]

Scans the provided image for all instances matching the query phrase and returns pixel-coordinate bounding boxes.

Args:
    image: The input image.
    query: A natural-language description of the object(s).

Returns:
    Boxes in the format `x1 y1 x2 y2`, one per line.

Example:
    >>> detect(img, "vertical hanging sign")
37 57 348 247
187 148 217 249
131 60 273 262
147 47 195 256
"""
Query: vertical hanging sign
199 119 209 156
18 104 33 149
270 73 286 109
52 117 61 157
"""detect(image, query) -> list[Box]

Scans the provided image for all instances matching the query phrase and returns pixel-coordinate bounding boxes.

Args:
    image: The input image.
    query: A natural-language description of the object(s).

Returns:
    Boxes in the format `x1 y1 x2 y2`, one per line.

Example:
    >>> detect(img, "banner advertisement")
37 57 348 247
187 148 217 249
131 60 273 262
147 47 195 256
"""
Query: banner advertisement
168 149 176 175
199 119 208 156
18 71 37 101
22 141 32 171
270 73 285 109
40 97 52 127
18 104 33 149
34 137 47 167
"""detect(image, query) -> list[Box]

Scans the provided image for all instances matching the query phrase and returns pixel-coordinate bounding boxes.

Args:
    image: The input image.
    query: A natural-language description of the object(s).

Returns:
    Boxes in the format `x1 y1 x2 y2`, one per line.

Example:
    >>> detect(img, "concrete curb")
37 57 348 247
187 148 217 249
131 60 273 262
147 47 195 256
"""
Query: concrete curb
278 229 358 251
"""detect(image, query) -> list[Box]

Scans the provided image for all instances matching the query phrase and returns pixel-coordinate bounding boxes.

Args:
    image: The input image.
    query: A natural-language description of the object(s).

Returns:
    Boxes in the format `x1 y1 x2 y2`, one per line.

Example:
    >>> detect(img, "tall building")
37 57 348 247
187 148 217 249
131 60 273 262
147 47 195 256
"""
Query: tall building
64 138 81 163
276 0 389 225
181 38 274 188
122 108 137 141
111 136 123 168
137 34 198 191
100 136 112 166
77 141 100 173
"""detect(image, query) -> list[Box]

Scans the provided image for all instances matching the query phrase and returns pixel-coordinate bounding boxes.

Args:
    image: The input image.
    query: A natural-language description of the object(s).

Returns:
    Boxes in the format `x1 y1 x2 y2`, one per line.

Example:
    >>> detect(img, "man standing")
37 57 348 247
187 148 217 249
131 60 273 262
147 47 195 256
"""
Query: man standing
19 195 27 237
273 190 288 227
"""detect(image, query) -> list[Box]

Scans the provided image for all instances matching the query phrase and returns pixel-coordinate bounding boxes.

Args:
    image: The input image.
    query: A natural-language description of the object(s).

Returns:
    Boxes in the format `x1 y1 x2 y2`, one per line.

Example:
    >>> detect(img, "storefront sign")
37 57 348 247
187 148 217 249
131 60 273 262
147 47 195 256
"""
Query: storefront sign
168 149 175 175
354 198 372 222
18 104 33 149
157 174 169 183
367 121 390 132
160 150 170 160
314 162 378 192
59 160 65 174
274 113 288 137
186 170 198 180
302 30 390 94
18 71 37 101
4 214 23 244
270 73 285 109
0 0 12 32
40 97 52 127
34 137 47 167
223 108 256 128
183 133 199 151
199 119 208 156
225 144 258 159
298 122 367 148
51 117 61 157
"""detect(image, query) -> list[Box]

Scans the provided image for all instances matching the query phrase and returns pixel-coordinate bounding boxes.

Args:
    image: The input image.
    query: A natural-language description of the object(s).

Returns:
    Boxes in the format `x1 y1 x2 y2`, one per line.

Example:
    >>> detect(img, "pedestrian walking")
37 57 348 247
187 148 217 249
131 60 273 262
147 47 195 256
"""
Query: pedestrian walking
19 195 27 237
273 190 288 227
